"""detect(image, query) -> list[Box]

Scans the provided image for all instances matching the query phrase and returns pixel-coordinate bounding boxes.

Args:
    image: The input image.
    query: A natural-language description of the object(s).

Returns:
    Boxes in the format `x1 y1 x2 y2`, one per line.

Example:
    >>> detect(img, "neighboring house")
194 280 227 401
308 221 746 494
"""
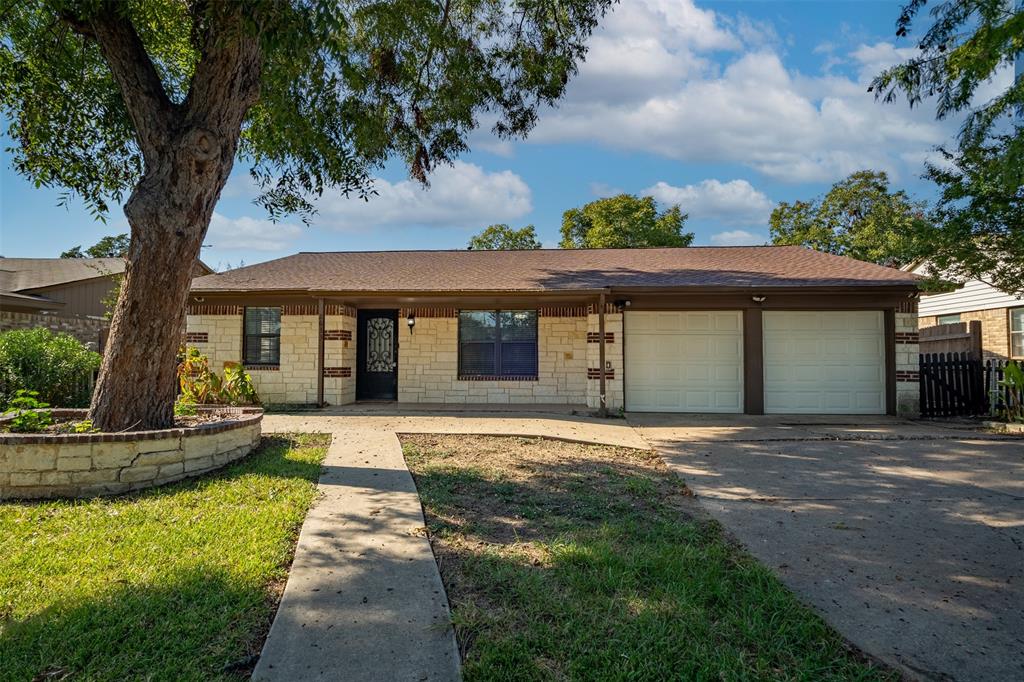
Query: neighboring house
909 262 1023 361
187 246 921 416
1 257 213 349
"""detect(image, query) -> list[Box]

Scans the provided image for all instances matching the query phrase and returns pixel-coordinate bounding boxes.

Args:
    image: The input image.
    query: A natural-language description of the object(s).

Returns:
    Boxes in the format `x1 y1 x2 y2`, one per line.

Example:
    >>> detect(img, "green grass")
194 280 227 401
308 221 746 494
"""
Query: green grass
402 434 893 682
0 433 329 682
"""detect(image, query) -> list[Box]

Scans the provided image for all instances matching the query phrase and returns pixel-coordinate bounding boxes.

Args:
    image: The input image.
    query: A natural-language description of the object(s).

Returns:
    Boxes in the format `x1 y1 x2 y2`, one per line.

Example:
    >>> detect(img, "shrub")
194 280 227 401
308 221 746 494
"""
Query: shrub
998 361 1023 423
177 347 260 406
0 328 101 410
4 390 54 432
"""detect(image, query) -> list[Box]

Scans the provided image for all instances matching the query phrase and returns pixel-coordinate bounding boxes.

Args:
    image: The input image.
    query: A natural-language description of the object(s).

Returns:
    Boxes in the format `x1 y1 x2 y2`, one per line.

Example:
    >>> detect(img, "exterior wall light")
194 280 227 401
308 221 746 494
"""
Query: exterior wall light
752 295 767 303
407 313 416 334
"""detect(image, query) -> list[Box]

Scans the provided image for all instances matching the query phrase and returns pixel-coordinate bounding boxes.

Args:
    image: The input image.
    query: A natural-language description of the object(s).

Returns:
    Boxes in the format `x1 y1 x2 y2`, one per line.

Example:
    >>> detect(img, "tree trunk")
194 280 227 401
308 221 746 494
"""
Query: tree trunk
88 135 233 431
80 6 261 431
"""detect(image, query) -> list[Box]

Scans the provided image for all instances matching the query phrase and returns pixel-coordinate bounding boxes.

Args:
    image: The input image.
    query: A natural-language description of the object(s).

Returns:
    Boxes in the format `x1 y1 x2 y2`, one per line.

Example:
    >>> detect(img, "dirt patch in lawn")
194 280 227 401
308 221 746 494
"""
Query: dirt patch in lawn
401 434 894 681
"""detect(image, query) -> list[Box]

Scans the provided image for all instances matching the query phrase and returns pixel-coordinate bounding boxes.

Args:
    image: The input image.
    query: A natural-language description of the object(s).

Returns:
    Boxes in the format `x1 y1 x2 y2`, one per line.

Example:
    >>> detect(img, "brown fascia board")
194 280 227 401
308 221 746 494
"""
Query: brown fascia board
190 283 918 297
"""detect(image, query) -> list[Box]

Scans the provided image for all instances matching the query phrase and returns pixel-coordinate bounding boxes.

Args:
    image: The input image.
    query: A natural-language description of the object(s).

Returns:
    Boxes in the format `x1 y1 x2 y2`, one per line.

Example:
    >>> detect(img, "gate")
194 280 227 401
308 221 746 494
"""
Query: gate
919 352 986 418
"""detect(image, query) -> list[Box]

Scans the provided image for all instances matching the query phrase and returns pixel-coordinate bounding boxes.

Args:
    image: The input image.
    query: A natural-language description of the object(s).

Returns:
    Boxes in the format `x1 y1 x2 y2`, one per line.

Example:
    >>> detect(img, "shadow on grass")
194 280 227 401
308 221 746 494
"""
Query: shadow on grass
402 435 894 682
0 433 329 682
0 569 268 681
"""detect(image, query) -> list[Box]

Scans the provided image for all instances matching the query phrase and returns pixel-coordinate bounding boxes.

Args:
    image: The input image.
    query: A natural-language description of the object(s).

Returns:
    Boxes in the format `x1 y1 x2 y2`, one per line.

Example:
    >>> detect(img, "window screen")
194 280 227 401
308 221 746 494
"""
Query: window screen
458 310 537 377
243 307 281 365
1011 308 1024 358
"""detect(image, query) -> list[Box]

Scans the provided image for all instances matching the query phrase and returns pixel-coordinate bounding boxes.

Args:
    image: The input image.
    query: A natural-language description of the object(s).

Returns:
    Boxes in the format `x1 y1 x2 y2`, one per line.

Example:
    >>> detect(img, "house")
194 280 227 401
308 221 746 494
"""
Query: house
186 246 922 415
1 257 213 349
909 263 1023 361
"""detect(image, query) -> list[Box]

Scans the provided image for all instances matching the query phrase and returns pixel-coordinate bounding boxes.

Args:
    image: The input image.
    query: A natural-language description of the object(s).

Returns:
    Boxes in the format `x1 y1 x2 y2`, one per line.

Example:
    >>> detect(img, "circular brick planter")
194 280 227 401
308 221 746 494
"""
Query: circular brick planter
0 407 262 500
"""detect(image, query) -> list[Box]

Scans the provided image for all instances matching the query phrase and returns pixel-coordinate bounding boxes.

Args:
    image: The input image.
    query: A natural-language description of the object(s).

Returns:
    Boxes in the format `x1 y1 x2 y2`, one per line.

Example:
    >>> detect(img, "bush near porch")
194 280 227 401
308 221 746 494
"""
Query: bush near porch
0 434 328 681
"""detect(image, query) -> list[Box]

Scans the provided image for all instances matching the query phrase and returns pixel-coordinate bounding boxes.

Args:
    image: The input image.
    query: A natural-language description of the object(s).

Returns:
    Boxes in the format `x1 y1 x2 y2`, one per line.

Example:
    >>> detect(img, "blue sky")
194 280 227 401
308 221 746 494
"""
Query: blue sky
1 1 966 271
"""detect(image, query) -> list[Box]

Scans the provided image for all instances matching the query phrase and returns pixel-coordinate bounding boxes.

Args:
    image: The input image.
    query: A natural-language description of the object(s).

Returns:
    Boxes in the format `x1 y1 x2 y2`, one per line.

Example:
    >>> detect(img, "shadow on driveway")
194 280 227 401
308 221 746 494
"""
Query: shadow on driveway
629 414 1024 682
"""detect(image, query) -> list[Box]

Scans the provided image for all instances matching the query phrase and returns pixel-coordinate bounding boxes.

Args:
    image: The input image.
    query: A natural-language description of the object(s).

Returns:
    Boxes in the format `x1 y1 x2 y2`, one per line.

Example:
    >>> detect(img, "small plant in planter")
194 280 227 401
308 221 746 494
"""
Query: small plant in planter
4 389 54 433
177 347 261 406
998 361 1024 423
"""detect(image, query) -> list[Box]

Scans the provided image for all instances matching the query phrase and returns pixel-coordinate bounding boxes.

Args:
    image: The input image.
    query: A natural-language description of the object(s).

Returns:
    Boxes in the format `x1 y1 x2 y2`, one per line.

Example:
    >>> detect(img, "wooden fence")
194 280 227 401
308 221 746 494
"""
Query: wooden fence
919 352 986 418
919 321 982 358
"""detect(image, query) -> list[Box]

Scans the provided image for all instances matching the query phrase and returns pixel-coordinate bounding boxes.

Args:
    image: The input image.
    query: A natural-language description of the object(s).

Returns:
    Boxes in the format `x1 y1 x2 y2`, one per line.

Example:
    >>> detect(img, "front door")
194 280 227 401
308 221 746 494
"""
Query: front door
356 310 399 400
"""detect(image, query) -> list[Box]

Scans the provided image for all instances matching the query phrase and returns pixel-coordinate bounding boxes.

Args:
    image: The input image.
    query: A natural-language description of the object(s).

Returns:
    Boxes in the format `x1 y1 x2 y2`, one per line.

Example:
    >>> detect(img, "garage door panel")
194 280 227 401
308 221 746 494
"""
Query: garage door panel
764 311 885 414
626 311 743 413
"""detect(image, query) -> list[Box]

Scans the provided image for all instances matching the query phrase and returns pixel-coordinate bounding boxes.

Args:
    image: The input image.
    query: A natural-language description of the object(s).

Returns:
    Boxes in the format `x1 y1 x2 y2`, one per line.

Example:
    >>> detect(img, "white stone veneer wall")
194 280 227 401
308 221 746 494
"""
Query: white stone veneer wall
895 311 920 416
186 310 357 406
587 312 624 410
397 315 589 404
1 411 262 500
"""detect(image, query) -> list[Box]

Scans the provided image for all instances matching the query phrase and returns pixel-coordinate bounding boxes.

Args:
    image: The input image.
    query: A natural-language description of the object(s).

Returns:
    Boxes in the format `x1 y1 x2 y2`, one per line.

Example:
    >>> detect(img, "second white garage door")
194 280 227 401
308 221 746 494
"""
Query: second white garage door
625 311 743 412
763 310 885 414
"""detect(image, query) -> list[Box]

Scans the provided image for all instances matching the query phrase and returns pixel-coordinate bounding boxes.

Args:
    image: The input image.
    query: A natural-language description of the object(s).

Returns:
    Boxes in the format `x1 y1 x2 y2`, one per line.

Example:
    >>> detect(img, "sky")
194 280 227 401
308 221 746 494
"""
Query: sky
0 0 975 271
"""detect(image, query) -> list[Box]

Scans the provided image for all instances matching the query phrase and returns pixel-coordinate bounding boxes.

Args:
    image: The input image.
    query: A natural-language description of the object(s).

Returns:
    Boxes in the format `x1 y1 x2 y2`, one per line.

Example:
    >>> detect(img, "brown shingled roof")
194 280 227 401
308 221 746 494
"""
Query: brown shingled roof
190 246 920 293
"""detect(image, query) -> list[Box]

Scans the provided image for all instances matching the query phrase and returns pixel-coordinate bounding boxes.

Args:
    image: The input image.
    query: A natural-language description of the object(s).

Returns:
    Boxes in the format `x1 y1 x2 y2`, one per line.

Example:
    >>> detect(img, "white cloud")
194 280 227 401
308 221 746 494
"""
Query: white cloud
315 160 532 231
709 229 767 246
527 0 957 185
642 178 773 226
590 182 623 198
206 213 302 251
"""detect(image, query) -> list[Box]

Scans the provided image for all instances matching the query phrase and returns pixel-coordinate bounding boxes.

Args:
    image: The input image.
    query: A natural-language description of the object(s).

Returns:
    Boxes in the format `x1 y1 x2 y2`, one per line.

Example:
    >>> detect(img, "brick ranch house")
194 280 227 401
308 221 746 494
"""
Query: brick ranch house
185 246 922 415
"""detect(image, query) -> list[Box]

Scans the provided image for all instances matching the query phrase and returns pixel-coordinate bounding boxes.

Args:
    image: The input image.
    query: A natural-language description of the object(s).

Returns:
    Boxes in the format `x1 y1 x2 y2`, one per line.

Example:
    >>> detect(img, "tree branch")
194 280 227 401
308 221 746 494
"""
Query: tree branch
64 1 176 164
183 4 262 135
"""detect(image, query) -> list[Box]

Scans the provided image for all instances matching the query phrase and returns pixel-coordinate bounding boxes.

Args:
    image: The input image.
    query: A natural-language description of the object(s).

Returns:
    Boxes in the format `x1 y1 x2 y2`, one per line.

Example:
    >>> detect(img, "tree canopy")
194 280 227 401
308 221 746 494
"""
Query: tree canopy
769 170 931 268
60 233 130 259
560 194 694 249
871 0 1023 294
0 0 613 430
468 224 542 250
1 0 613 222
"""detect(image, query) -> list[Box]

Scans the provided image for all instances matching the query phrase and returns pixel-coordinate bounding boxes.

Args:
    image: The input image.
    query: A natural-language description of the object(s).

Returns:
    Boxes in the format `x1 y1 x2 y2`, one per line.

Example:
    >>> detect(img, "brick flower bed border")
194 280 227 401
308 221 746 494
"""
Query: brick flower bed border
0 407 263 500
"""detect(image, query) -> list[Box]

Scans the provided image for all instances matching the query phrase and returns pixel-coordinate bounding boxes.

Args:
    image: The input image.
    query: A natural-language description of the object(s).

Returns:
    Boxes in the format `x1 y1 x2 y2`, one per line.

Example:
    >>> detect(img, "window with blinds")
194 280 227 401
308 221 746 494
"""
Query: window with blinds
458 310 538 378
243 307 281 366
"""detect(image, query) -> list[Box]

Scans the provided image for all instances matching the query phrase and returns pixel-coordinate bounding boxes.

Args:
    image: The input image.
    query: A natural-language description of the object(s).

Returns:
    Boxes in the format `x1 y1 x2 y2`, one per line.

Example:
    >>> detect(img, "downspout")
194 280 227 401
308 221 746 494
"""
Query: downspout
317 296 325 407
598 291 607 417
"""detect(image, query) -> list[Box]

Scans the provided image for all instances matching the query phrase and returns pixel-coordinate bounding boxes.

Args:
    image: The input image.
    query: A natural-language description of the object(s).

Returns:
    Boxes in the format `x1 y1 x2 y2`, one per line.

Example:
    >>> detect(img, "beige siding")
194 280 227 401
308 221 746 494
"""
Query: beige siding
26 277 119 318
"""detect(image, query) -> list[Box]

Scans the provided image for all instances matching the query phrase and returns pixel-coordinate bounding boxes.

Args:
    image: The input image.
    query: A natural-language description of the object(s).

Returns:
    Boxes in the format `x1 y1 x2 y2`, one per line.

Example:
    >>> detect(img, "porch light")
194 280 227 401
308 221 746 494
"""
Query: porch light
752 295 767 303
407 313 416 334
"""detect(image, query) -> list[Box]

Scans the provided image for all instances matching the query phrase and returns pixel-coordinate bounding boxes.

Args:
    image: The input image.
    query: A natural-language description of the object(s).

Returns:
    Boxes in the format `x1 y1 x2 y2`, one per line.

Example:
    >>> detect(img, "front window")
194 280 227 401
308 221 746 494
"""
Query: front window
243 307 281 366
458 310 538 378
1011 308 1024 358
937 313 961 325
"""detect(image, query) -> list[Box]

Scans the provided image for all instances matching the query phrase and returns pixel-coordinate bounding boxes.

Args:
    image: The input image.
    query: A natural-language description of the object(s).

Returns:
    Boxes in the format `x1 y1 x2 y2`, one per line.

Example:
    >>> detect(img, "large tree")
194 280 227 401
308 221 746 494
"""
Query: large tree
769 170 931 268
560 194 694 249
61 233 130 259
870 0 1023 294
468 223 542 250
1 0 612 430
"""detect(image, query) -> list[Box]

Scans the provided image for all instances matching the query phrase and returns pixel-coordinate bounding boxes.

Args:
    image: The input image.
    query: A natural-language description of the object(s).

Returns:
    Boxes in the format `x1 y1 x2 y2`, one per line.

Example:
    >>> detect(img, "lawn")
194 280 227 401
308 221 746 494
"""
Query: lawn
0 433 329 682
402 434 894 681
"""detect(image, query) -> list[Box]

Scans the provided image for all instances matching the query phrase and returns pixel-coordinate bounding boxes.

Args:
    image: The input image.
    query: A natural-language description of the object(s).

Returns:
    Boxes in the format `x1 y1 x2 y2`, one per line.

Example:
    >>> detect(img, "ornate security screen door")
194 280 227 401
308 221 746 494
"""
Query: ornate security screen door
356 310 399 400
366 318 395 372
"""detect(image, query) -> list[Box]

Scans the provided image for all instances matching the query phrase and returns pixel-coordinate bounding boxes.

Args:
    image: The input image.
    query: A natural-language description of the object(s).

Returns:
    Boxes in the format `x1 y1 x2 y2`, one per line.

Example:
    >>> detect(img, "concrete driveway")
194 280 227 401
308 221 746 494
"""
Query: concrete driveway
629 414 1024 682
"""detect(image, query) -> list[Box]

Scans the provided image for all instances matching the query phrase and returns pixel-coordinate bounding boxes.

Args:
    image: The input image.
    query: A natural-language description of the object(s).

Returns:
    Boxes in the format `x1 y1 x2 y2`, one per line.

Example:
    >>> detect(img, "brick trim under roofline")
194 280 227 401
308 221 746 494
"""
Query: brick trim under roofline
397 306 605 318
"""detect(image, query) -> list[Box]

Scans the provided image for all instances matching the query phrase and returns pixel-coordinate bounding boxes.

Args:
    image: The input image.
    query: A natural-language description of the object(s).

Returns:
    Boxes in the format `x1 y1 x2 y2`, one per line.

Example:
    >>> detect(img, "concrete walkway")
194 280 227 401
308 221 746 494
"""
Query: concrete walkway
253 409 648 681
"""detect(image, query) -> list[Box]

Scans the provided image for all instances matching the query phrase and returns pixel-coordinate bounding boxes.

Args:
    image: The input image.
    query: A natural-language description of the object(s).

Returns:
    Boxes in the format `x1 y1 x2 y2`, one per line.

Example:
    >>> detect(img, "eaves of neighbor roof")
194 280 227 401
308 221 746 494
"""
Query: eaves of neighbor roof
0 258 125 291
189 246 921 294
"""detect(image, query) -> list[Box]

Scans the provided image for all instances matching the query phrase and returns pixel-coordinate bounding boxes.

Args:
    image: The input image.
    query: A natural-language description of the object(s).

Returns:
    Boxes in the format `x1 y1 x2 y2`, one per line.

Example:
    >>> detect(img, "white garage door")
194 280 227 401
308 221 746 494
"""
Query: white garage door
625 311 743 413
763 311 885 414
